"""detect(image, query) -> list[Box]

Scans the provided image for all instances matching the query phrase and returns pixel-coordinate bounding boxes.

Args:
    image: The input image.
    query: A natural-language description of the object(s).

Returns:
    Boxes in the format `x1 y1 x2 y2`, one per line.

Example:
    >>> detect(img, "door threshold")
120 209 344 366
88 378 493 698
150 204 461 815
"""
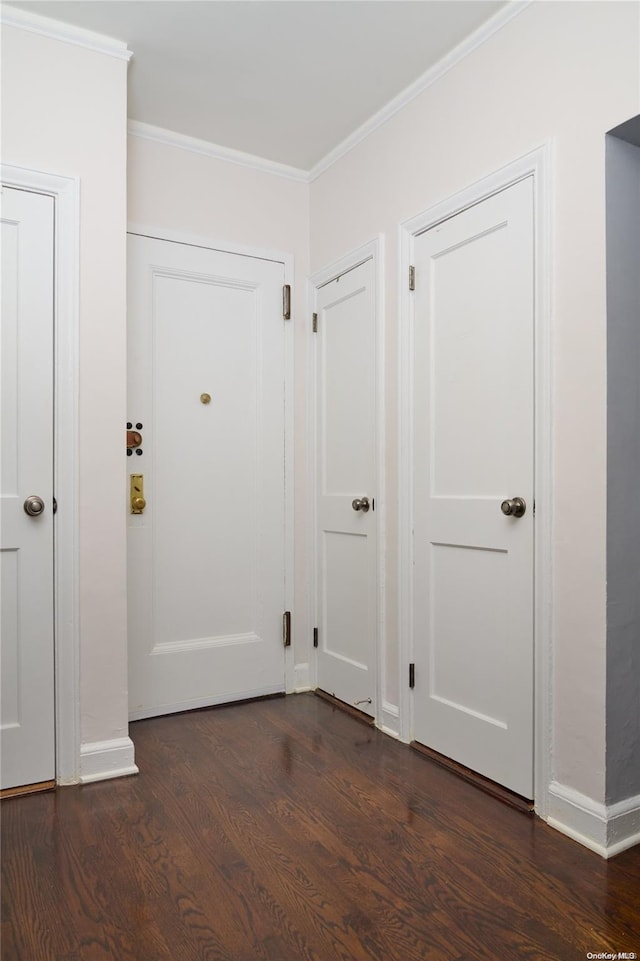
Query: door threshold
410 741 533 814
315 689 375 727
1 779 56 801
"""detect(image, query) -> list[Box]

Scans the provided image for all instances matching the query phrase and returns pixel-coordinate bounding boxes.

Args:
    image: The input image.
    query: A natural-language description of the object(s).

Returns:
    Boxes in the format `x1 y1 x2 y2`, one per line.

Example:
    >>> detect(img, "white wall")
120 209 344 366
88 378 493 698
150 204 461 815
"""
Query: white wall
309 0 640 805
127 132 312 690
2 27 130 756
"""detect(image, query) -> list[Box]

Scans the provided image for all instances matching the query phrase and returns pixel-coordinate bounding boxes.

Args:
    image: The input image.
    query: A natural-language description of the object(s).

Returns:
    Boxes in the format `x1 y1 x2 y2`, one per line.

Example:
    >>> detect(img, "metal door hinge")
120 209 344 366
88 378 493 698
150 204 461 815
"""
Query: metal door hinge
409 265 416 291
283 610 292 647
409 663 415 689
312 312 318 333
283 285 291 320
313 627 318 648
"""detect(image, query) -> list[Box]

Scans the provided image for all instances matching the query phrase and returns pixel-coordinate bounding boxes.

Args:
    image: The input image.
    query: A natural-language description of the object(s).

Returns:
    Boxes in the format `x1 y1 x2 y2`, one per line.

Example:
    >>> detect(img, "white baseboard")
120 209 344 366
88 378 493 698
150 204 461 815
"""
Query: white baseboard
379 700 400 739
79 736 139 784
547 781 640 858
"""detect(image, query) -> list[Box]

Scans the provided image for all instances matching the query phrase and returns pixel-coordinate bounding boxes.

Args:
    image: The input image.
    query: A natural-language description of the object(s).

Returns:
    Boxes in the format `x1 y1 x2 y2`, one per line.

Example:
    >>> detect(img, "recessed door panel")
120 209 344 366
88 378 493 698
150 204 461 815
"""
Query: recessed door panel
430 543 508 726
322 531 370 669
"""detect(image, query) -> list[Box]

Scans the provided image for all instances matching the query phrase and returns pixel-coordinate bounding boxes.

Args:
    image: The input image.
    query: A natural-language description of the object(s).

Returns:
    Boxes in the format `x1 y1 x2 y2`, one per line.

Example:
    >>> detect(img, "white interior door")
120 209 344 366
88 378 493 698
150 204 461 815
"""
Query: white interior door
127 234 287 719
1 186 55 790
412 178 534 798
315 259 377 717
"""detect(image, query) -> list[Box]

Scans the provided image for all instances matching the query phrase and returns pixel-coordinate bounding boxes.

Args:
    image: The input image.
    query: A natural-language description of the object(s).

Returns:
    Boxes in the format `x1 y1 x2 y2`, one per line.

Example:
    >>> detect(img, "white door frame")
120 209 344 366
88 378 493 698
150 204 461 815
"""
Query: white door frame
2 163 81 785
307 237 389 732
398 146 554 814
127 222 296 694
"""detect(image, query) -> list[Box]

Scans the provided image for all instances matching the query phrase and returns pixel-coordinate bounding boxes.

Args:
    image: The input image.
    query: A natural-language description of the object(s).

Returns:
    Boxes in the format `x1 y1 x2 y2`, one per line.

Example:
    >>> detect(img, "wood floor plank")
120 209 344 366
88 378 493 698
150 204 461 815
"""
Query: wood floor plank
2 693 639 961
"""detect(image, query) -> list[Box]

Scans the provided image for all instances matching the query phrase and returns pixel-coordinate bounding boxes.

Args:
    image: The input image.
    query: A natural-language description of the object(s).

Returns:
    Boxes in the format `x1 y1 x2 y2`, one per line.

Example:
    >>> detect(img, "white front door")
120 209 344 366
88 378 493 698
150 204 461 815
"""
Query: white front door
412 178 534 798
1 187 55 790
127 234 287 719
315 259 377 718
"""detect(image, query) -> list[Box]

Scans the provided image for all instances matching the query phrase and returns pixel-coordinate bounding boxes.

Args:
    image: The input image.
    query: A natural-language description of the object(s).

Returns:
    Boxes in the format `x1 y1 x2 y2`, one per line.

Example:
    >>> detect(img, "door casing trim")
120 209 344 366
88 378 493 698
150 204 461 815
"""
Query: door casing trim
2 163 81 785
127 222 296 695
398 145 554 815
307 237 387 731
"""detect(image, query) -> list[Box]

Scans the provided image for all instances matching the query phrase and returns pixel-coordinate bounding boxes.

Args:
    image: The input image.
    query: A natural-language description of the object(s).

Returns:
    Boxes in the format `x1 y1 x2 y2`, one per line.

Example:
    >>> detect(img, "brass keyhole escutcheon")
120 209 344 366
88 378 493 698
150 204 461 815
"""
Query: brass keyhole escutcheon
200 393 211 405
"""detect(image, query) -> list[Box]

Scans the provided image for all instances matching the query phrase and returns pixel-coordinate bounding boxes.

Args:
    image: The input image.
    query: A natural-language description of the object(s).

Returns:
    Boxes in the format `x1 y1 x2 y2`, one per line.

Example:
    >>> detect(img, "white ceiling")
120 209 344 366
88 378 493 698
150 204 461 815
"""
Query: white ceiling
10 0 508 171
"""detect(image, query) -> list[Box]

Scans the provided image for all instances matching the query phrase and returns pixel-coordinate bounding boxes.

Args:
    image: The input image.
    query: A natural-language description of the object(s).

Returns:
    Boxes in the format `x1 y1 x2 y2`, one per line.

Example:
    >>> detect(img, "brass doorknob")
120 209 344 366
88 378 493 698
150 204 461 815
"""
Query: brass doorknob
501 497 526 518
131 495 146 513
23 495 45 516
352 497 370 513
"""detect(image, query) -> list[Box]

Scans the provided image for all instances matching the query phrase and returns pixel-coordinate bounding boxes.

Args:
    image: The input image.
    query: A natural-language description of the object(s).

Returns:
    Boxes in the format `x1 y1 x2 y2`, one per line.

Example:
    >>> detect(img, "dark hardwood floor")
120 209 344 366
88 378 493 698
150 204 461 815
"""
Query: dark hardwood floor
2 693 639 961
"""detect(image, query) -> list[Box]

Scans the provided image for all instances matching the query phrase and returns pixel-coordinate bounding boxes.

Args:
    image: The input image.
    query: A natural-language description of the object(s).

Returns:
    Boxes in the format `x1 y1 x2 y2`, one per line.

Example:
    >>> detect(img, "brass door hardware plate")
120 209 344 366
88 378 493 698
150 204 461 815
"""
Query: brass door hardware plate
130 474 146 514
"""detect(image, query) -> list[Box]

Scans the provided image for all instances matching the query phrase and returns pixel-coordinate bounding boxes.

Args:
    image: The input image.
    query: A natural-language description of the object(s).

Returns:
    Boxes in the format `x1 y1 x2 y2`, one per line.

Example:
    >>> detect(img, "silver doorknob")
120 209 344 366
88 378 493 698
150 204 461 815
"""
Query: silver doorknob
352 497 370 513
23 495 45 517
501 496 526 518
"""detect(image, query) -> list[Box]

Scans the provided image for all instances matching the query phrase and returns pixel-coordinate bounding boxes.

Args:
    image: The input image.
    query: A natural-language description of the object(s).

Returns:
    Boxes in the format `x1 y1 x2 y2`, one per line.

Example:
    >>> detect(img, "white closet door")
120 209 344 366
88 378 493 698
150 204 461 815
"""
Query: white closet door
1 186 55 790
412 178 535 798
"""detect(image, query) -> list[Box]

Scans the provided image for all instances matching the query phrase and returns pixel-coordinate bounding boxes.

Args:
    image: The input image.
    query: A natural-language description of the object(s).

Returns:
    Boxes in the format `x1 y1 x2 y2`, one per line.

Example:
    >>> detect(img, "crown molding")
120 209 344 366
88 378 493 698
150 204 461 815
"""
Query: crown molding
1 4 133 61
127 120 309 183
308 0 533 182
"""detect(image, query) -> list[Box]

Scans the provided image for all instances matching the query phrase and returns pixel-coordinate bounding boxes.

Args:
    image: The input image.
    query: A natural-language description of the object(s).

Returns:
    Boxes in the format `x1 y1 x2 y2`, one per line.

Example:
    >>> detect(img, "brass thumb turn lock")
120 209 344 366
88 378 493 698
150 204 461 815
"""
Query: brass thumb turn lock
130 474 146 514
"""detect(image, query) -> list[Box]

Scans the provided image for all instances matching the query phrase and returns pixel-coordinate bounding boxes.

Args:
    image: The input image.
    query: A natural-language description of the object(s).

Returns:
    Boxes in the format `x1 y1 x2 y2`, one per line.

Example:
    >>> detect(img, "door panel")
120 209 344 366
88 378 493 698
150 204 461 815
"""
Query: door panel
127 235 286 719
1 187 55 790
412 178 534 798
315 259 376 716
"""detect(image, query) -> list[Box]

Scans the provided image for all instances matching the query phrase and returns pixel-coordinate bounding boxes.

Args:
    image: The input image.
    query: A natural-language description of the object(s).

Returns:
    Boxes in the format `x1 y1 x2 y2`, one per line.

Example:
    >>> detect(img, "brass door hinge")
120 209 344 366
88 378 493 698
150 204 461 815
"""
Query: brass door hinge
313 627 318 648
283 285 291 320
312 312 318 333
283 610 292 647
409 265 416 291
409 663 415 689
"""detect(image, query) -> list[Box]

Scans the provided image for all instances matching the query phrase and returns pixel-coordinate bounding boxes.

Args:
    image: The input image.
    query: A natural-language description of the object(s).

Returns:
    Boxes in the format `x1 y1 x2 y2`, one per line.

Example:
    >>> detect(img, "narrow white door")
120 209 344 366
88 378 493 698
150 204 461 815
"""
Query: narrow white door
128 235 287 719
412 178 534 798
315 259 377 717
1 187 55 790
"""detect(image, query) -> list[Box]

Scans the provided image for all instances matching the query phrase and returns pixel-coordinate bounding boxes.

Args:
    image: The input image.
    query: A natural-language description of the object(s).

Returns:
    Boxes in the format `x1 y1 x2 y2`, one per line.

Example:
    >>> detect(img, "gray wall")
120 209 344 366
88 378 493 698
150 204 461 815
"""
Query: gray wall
606 130 640 803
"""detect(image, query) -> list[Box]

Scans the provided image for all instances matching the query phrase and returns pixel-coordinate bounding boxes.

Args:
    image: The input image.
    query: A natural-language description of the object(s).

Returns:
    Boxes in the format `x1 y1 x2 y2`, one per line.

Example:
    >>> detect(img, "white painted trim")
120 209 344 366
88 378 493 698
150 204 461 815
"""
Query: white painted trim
128 121 308 184
125 223 297 702
1 4 132 61
307 237 386 730
79 737 138 784
293 663 312 693
398 146 554 814
381 701 400 740
129 687 285 723
548 782 640 859
2 164 81 786
282 253 296 696
308 1 533 182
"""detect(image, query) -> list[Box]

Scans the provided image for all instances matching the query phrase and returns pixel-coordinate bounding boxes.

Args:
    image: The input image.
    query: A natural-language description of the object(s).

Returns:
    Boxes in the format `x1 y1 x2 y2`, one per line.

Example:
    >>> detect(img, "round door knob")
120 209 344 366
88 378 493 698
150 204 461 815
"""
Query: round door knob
24 495 45 517
352 497 370 513
501 496 526 518
131 496 146 512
